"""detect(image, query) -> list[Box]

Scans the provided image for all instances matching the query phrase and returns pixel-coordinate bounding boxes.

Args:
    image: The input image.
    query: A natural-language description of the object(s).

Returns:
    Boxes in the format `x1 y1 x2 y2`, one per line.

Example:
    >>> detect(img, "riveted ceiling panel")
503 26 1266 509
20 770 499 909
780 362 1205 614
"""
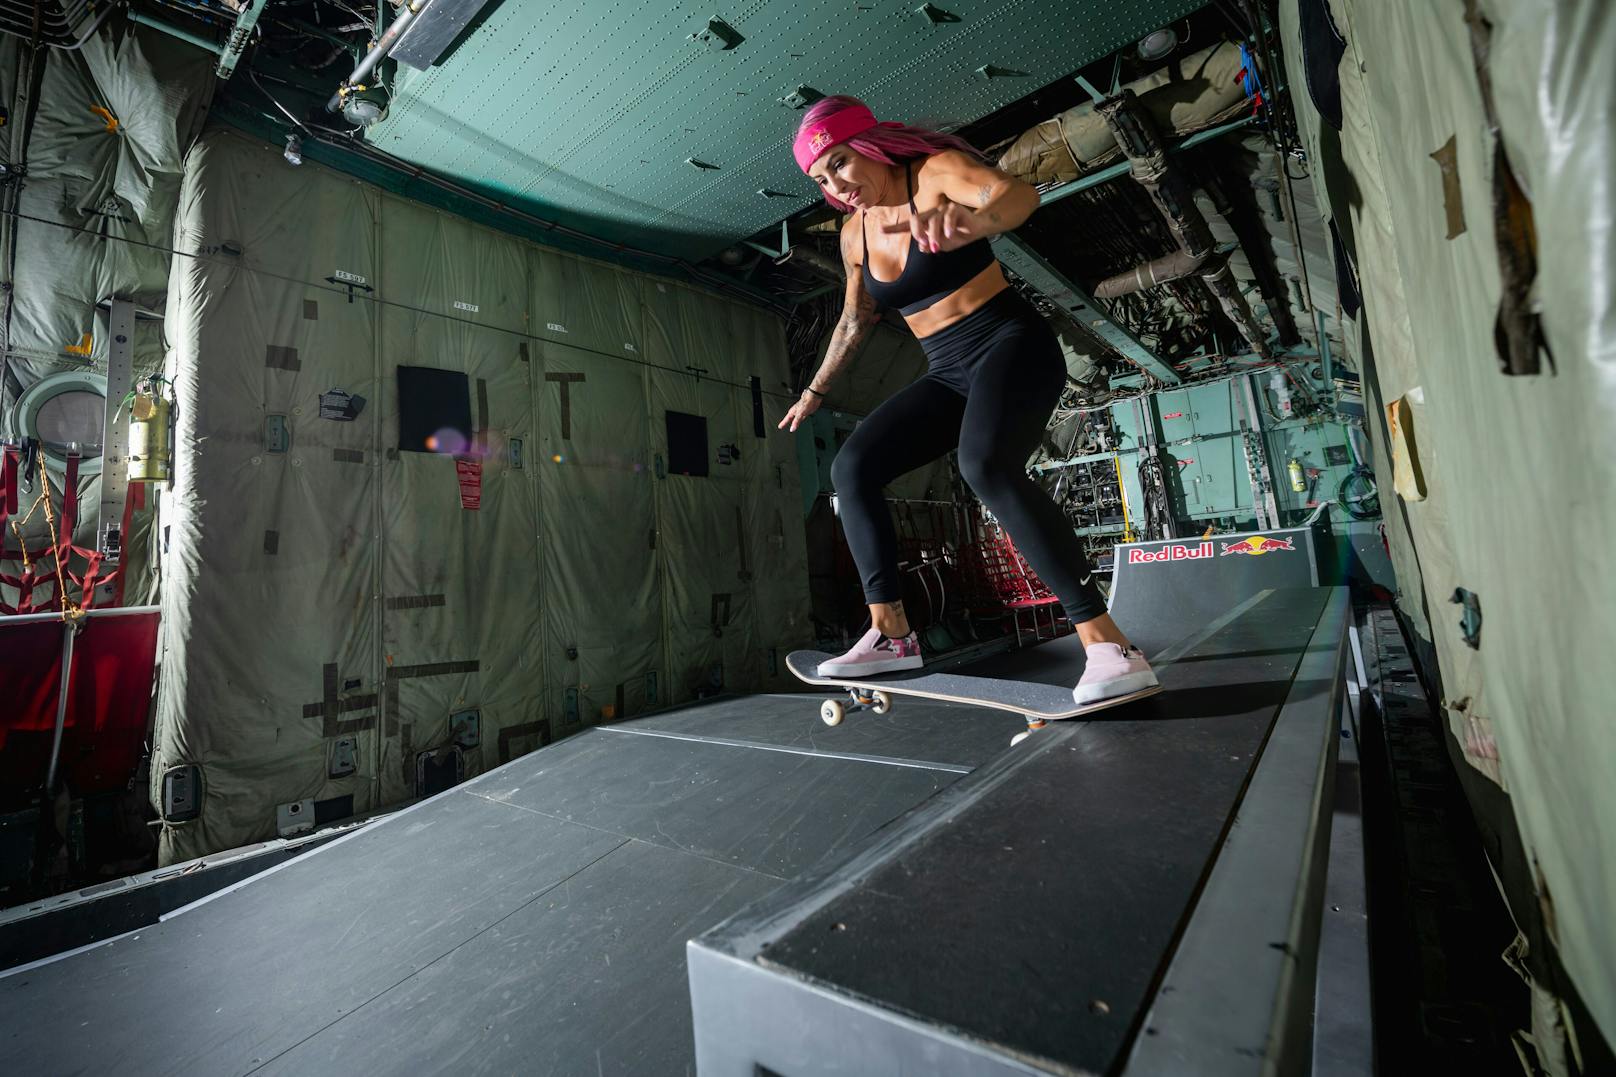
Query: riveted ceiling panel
370 0 1205 259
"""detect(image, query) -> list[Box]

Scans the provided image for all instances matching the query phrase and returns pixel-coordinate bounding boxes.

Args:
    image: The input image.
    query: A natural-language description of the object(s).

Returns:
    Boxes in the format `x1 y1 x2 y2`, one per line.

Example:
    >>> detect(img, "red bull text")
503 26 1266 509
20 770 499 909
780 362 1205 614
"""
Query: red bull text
1127 541 1215 564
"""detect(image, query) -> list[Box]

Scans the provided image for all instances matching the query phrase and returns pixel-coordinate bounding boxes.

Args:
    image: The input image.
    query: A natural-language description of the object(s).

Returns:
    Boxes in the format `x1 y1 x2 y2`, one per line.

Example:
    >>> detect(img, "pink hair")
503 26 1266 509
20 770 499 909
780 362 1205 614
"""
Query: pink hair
797 95 987 214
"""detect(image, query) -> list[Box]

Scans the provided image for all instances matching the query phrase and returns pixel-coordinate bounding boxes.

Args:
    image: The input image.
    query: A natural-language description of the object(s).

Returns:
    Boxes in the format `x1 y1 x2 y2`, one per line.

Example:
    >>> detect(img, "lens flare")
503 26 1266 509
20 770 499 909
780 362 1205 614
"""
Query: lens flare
430 428 469 455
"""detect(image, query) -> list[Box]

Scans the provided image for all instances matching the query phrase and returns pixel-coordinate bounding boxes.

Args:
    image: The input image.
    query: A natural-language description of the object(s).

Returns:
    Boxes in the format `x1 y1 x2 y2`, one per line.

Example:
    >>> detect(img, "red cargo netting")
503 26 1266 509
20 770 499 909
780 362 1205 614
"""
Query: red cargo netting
0 446 139 617
956 527 1065 644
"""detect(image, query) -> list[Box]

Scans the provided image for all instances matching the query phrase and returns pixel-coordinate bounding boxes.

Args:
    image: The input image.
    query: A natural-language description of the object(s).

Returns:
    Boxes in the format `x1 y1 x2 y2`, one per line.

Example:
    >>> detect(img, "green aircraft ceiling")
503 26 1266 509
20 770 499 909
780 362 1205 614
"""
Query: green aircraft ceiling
365 0 1204 260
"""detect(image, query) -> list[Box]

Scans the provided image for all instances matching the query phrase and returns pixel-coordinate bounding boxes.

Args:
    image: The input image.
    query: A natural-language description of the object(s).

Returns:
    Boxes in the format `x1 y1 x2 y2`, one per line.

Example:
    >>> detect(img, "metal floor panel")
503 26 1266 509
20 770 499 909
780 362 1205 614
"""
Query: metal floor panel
256 840 782 1077
1 704 978 1075
1 790 626 1075
471 725 960 880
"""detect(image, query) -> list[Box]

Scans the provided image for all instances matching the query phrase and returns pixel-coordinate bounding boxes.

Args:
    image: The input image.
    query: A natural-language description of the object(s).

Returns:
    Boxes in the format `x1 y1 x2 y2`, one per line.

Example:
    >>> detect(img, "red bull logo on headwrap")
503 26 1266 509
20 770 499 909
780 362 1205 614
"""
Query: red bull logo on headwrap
1127 541 1214 564
1220 535 1296 557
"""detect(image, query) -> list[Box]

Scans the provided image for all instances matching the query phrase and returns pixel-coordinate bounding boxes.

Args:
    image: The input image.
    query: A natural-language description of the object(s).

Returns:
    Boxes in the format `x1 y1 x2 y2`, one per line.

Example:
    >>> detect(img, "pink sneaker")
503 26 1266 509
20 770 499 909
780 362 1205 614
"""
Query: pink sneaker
818 627 924 678
1073 643 1159 706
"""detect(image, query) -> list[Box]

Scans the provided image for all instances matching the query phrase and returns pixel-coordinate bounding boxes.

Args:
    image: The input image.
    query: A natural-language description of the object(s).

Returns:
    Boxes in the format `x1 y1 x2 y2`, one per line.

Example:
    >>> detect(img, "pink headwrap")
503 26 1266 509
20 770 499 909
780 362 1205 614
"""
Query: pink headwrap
793 103 900 173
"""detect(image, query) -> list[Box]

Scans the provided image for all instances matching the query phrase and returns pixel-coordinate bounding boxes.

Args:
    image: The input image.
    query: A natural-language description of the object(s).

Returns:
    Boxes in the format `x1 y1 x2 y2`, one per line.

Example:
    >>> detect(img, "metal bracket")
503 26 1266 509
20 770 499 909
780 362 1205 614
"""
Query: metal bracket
781 85 823 109
1135 398 1178 539
692 17 745 50
217 0 268 81
990 234 1181 384
1236 375 1281 528
742 220 792 260
1073 74 1108 103
96 299 136 572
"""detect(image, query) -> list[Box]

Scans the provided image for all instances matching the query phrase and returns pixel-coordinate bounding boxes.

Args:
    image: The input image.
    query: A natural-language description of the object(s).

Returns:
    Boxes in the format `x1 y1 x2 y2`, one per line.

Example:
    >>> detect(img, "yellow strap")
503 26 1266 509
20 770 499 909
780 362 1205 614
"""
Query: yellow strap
1113 453 1134 544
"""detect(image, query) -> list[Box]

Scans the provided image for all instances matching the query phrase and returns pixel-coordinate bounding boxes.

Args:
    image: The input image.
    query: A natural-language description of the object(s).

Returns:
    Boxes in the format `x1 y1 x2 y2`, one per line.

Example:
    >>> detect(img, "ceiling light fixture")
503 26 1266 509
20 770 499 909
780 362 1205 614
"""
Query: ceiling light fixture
1138 27 1180 61
341 85 390 127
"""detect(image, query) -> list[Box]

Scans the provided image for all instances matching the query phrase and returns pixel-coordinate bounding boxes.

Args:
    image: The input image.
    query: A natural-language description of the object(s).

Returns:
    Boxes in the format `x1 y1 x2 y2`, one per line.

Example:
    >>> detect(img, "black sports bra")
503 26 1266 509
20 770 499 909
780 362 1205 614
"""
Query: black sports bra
861 159 996 316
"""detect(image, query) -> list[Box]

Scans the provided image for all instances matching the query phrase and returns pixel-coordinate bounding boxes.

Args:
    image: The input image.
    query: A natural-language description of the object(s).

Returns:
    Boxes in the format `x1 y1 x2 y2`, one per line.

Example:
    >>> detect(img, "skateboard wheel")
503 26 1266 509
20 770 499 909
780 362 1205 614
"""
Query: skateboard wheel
821 700 845 726
1010 731 1032 746
871 690 891 715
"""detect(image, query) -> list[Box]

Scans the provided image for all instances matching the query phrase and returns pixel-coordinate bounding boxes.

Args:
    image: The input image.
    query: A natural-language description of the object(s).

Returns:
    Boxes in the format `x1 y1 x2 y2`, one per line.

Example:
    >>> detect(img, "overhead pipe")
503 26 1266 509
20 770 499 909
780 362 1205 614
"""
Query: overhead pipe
1097 92 1216 261
995 41 1252 190
1037 115 1258 210
1093 90 1273 360
1093 247 1208 298
1199 258 1272 359
127 11 224 55
325 0 429 113
1200 169 1303 347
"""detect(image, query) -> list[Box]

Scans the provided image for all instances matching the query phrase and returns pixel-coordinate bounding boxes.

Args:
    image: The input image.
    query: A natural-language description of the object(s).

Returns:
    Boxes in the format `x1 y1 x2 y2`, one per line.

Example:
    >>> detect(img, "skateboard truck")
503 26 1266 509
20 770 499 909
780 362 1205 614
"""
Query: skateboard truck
1010 718 1047 746
820 688 893 726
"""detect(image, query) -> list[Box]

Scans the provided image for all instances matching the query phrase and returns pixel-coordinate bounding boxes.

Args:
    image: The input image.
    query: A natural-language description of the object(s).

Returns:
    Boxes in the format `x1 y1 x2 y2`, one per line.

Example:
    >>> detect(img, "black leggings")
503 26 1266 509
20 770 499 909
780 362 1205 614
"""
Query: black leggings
830 289 1106 624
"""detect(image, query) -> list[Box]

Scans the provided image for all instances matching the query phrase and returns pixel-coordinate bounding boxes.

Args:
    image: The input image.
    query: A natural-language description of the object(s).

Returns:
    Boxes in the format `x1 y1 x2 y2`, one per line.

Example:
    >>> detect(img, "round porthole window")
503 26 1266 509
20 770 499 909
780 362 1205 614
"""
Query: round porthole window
12 370 107 477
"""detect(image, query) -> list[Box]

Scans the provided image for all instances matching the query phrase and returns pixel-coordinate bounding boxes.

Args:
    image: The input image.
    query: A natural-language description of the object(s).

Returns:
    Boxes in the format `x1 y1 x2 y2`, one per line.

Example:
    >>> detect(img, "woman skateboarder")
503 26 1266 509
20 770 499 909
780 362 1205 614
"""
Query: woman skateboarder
779 96 1158 706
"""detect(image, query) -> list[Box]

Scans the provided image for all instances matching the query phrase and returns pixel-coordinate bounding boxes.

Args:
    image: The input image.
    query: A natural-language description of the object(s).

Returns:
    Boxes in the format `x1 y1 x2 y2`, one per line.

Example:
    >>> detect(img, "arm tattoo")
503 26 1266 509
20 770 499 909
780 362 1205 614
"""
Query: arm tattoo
977 182 1003 226
809 296 877 392
807 220 881 394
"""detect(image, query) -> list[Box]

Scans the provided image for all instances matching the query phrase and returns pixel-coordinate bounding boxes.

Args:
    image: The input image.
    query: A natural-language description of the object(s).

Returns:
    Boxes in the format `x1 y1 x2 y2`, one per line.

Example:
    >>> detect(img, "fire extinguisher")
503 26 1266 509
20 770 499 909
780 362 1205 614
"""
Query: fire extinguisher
128 376 172 483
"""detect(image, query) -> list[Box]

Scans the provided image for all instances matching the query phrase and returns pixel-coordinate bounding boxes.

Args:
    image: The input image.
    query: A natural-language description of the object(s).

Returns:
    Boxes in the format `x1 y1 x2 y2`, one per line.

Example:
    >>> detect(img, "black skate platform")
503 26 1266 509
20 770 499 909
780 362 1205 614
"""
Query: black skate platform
2 528 1354 1076
690 583 1351 1076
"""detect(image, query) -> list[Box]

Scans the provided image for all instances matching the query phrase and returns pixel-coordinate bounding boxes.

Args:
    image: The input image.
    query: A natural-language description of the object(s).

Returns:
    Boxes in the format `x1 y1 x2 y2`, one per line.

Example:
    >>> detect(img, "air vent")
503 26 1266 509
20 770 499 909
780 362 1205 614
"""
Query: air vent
917 3 961 24
687 158 721 171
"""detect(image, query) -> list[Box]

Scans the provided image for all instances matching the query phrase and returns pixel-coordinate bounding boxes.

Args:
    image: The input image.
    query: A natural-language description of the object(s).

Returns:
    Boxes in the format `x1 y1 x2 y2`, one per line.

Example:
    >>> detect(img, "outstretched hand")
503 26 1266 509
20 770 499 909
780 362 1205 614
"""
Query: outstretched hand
779 391 822 433
882 201 985 254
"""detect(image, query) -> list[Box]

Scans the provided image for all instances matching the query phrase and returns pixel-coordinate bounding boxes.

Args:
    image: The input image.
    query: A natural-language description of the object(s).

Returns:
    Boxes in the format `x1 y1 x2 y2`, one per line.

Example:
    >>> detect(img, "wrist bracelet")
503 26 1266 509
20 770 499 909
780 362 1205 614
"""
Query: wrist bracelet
803 386 826 398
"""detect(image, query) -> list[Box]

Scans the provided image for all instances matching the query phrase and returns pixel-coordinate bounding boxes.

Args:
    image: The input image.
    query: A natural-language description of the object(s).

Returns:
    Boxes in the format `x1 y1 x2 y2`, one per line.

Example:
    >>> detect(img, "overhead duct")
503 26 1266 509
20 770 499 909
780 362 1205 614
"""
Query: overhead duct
1093 248 1207 296
1093 90 1273 359
1200 170 1303 347
995 41 1251 188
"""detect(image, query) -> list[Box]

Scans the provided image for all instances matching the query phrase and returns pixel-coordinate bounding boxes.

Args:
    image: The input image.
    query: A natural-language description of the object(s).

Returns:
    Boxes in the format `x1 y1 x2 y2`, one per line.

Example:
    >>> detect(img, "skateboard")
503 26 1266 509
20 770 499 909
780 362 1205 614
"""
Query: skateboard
786 649 1164 745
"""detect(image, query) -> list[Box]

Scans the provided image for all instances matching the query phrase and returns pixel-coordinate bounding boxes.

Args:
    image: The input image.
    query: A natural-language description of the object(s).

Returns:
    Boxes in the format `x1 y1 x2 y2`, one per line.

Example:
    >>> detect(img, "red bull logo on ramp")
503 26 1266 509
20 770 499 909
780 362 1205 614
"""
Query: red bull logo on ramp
1220 535 1296 557
1127 541 1215 564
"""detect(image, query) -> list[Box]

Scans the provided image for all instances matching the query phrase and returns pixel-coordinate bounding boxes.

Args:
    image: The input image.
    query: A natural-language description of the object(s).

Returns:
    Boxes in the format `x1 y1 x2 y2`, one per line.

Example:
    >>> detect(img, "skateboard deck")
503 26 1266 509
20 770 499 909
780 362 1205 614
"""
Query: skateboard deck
786 649 1162 733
